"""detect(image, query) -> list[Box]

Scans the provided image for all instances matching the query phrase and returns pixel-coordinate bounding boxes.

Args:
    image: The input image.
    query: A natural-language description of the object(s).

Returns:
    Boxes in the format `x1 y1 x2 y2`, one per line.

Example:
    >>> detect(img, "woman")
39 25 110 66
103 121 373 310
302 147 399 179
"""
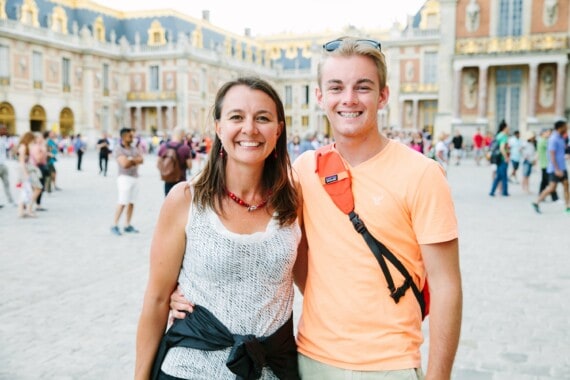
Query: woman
521 131 537 194
17 131 43 217
135 77 301 380
31 132 49 211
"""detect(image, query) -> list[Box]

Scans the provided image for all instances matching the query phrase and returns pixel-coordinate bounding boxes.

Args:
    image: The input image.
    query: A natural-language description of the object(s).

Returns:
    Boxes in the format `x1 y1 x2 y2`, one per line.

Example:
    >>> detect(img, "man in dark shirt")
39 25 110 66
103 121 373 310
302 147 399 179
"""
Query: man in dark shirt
97 132 112 176
451 129 464 166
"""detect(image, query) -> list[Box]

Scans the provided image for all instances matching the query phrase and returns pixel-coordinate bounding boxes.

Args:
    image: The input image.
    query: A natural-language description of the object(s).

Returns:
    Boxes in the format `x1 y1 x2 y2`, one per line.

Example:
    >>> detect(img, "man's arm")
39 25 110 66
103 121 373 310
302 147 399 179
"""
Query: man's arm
421 238 462 380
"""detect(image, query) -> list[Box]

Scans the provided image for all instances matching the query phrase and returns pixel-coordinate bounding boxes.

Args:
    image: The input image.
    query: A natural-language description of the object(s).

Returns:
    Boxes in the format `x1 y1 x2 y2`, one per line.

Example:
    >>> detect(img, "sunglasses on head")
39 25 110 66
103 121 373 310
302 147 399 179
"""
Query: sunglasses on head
322 38 382 52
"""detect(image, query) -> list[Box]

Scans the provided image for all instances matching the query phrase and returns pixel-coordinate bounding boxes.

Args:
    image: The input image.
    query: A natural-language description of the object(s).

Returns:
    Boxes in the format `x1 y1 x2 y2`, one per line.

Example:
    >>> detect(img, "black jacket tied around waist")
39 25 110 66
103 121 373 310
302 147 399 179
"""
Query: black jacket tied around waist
151 304 299 380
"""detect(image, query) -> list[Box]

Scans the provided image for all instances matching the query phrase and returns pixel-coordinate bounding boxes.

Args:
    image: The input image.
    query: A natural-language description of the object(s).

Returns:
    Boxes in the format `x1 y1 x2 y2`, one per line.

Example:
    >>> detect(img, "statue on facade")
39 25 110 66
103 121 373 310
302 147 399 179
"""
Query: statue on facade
539 66 555 108
463 69 478 109
80 25 91 41
119 36 130 54
466 0 480 33
543 0 558 27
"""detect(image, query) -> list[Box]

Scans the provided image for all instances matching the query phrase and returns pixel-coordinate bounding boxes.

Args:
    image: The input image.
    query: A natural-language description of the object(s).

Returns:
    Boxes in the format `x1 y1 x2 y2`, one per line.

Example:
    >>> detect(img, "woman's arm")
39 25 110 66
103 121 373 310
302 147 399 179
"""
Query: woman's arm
134 183 191 380
18 144 29 179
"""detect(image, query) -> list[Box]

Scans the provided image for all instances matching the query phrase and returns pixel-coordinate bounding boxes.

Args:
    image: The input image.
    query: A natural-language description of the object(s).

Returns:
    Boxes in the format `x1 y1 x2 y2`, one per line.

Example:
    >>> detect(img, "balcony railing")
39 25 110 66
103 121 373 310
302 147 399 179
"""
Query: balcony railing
126 92 177 101
456 33 568 55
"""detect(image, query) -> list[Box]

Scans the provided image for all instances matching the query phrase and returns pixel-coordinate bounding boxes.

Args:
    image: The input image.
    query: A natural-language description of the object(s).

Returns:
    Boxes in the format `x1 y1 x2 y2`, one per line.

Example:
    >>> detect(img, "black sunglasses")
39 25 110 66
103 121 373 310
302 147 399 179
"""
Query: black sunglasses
322 39 382 52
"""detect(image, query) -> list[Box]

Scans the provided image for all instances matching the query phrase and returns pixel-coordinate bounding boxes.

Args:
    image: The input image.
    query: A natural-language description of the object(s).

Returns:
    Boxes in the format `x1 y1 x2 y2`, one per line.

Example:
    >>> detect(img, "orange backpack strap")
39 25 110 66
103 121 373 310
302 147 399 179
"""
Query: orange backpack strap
315 144 354 214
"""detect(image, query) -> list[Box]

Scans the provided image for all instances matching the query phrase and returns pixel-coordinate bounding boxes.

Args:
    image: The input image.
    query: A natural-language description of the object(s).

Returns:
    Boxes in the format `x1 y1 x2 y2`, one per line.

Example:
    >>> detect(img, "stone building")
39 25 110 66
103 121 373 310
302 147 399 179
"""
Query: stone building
0 0 568 146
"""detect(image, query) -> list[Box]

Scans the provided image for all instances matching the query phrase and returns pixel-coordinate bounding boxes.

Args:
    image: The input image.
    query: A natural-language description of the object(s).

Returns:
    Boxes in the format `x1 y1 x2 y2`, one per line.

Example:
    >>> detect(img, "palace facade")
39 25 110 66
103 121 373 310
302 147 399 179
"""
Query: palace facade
0 0 568 144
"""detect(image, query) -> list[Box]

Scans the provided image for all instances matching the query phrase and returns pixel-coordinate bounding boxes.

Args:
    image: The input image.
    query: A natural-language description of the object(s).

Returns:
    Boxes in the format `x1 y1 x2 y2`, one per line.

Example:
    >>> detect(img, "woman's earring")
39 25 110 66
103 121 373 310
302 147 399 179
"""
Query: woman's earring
273 148 278 158
219 146 225 157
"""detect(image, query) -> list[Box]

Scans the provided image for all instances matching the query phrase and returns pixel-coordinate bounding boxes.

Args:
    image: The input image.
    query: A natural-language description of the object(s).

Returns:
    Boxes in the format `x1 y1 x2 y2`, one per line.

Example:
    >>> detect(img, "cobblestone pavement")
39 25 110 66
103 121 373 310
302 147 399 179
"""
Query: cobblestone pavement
0 151 568 379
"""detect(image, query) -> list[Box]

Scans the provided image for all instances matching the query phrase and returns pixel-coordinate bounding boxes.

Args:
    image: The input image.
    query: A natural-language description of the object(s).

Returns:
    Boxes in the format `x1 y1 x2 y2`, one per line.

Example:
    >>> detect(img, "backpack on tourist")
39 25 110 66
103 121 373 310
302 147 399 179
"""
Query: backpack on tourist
488 138 501 164
157 143 182 182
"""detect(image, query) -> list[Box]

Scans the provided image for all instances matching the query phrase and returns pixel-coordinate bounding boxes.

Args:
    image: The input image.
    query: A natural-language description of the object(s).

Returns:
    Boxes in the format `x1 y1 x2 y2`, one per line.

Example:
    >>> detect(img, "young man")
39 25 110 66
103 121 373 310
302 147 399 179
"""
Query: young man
111 128 144 235
171 37 462 379
472 127 484 166
74 133 86 171
292 36 461 380
532 120 569 214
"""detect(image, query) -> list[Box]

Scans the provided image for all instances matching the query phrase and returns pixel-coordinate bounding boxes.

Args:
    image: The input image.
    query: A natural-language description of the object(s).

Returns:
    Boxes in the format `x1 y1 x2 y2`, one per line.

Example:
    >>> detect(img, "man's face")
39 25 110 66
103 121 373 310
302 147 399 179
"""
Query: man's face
122 131 134 145
316 55 388 140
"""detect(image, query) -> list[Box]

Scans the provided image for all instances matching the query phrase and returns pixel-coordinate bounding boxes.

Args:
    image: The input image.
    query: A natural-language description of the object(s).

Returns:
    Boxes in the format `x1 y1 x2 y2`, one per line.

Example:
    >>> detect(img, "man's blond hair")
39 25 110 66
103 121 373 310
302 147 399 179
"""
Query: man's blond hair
317 37 387 90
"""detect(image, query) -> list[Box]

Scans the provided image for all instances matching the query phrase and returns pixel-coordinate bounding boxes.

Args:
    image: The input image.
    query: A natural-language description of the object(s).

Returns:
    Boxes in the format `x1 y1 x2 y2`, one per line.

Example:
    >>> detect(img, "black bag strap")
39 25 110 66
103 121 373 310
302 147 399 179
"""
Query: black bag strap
348 211 425 317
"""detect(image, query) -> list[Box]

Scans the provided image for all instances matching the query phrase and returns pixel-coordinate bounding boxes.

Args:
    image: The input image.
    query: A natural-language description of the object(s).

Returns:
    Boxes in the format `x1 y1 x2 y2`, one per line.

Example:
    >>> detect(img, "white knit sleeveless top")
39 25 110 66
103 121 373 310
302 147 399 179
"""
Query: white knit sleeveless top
161 199 301 379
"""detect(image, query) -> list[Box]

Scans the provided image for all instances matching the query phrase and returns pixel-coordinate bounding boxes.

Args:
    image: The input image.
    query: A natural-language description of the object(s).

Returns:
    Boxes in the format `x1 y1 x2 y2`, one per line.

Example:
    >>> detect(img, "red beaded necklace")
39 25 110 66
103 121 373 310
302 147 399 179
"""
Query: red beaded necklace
225 189 270 212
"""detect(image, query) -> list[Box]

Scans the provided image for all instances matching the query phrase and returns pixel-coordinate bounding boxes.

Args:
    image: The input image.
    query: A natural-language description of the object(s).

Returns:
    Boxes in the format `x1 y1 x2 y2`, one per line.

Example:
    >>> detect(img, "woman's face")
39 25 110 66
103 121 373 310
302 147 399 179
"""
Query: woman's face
215 85 282 169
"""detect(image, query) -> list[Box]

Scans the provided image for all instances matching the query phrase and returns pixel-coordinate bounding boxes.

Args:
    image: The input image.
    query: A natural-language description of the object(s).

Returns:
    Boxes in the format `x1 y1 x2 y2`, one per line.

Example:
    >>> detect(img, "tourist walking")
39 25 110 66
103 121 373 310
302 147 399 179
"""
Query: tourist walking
532 120 569 214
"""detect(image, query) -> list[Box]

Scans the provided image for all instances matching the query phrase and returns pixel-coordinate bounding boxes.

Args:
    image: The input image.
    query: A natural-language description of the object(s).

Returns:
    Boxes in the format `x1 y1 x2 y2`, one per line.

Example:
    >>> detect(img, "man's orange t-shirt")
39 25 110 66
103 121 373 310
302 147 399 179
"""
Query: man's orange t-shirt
293 140 458 370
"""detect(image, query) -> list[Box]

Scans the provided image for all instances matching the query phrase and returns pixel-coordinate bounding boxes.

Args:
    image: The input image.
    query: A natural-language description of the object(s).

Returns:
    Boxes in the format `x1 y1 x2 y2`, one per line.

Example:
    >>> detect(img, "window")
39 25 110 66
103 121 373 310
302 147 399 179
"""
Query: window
33 51 42 88
103 63 109 96
302 85 310 106
423 52 438 84
302 115 309 127
62 58 70 91
0 45 9 81
285 85 292 107
498 0 523 36
150 65 159 91
495 69 521 131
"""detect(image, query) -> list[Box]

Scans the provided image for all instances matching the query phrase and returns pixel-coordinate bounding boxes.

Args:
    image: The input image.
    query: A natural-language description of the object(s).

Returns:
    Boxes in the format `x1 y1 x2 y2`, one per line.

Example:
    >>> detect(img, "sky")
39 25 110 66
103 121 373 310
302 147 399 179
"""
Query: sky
93 0 427 36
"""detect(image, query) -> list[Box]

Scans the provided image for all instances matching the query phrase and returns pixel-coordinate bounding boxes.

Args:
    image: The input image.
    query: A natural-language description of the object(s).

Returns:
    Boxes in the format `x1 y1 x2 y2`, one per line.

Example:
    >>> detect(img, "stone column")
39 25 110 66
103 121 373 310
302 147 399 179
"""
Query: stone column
124 106 131 129
136 106 142 131
452 63 462 122
555 60 568 118
527 62 538 122
157 106 162 132
477 65 488 122
412 98 419 130
399 99 406 128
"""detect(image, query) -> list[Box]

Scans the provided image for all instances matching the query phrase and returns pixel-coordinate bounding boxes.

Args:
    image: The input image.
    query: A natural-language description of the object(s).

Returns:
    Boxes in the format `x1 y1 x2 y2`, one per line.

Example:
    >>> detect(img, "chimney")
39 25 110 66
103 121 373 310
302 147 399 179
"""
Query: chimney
244 28 251 37
202 10 210 22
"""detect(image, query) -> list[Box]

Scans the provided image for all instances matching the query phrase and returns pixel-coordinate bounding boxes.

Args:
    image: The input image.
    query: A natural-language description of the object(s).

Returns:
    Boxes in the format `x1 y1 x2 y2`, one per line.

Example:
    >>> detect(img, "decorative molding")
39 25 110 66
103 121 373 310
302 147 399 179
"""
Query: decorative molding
93 16 105 42
462 68 478 109
456 34 568 55
539 65 555 108
20 0 40 27
0 0 7 19
127 92 177 101
51 6 68 34
400 83 439 94
148 20 166 46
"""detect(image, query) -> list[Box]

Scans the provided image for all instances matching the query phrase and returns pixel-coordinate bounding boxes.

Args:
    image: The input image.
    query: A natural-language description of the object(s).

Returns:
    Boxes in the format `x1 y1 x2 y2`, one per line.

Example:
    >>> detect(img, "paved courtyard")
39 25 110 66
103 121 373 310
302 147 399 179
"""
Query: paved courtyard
0 150 568 379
